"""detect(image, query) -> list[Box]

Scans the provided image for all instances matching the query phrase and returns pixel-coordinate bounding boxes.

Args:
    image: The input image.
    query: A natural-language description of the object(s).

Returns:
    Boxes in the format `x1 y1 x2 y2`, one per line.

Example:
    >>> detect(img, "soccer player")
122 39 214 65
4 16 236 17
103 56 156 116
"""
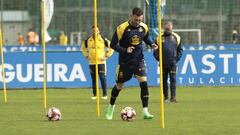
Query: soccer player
154 21 183 103
82 27 114 100
106 7 158 120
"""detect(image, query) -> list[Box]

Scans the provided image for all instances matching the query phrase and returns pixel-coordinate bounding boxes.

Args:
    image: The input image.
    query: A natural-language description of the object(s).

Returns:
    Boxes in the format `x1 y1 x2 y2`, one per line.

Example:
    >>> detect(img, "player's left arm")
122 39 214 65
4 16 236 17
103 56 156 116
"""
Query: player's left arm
176 40 183 62
152 36 160 61
143 32 154 47
143 29 158 50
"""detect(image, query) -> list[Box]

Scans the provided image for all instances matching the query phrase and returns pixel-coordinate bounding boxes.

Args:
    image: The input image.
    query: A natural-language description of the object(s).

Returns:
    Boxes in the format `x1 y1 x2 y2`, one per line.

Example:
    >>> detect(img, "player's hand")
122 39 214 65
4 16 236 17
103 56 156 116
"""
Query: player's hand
127 46 135 53
99 57 107 61
151 44 158 50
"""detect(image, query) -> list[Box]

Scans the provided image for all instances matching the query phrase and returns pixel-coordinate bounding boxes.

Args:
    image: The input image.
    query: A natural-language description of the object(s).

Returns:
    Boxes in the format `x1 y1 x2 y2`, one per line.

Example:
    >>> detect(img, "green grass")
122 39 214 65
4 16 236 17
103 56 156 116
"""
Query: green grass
0 87 240 135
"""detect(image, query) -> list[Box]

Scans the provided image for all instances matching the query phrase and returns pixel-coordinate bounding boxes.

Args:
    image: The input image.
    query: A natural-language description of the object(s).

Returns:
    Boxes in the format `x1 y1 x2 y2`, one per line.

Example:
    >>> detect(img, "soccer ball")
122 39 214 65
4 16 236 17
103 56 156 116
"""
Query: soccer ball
120 107 136 121
46 107 61 121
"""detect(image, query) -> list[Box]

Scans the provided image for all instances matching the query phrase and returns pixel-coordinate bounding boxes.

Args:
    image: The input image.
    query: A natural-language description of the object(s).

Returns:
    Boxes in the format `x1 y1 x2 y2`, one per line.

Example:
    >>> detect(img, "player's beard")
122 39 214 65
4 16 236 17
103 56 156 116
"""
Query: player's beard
130 19 140 27
164 28 172 36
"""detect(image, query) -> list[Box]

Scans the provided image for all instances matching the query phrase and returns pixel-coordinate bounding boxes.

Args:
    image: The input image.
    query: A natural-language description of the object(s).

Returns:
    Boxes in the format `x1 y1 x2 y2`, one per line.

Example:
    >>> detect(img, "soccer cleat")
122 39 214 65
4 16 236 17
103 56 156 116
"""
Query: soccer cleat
143 111 154 120
164 99 170 103
170 98 178 103
91 96 97 100
101 96 108 100
106 105 115 120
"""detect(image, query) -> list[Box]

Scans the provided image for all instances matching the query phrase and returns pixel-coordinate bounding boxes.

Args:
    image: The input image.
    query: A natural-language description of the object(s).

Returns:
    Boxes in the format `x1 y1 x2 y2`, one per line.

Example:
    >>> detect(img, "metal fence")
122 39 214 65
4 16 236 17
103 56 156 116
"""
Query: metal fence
164 0 240 44
0 0 240 45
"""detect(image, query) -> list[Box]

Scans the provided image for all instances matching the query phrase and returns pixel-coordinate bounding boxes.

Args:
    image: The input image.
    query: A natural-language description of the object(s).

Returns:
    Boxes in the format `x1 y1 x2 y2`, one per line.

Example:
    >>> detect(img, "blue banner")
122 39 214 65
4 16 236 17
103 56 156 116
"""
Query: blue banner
177 51 240 86
3 44 240 53
2 45 81 53
183 44 240 50
0 50 239 89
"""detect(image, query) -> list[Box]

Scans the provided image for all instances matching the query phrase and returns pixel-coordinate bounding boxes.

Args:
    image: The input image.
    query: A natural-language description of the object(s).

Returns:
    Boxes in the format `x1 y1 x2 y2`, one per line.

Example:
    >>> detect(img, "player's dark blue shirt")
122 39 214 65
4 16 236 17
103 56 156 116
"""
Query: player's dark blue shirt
110 21 154 65
154 32 183 68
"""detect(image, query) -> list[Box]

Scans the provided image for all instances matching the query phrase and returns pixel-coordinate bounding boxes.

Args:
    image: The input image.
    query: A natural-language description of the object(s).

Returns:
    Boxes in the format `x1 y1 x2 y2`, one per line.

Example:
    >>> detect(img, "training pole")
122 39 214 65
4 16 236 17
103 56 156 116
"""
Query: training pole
94 0 100 117
158 0 165 128
41 0 47 109
0 21 7 103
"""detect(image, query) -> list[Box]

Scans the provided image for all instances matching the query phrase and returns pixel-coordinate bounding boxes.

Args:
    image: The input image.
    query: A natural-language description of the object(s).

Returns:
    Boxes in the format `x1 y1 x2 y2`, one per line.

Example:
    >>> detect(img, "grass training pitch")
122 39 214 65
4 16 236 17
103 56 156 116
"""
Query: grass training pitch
0 87 239 135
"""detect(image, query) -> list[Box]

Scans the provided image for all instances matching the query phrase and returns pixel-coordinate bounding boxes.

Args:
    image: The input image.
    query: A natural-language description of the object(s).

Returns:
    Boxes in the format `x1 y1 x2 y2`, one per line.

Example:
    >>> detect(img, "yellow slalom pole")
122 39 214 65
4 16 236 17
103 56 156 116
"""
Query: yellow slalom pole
158 0 165 128
0 24 7 103
41 0 47 109
94 0 100 117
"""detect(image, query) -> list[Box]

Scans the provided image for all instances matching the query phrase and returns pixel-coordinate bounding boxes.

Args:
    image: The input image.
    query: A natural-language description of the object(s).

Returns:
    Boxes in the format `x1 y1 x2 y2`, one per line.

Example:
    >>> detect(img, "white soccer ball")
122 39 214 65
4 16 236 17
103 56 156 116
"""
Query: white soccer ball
46 107 61 121
120 107 136 121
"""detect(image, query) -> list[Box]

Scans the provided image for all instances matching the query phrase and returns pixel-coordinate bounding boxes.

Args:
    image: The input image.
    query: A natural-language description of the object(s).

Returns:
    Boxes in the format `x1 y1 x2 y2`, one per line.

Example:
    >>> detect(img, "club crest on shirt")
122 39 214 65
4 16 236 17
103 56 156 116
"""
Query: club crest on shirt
171 36 176 42
127 29 131 32
139 27 143 32
130 35 141 45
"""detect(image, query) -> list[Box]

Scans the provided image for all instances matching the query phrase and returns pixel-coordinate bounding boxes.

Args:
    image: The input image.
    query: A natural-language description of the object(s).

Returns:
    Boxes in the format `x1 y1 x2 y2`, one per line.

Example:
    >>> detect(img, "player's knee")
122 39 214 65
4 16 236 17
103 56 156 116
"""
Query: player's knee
170 70 176 74
137 76 147 82
116 83 124 89
170 72 176 81
99 73 106 80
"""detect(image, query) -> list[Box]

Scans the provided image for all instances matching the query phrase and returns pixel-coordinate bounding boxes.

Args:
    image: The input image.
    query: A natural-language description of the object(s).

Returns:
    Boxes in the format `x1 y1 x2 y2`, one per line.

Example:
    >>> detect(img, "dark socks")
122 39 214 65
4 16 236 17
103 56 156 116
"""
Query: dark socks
110 85 121 105
140 81 149 108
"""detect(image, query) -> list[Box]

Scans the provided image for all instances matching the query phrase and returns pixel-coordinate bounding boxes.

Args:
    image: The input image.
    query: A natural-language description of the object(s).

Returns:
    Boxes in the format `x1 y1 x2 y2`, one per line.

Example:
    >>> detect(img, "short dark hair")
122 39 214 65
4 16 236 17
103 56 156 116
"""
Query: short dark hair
132 7 143 16
164 21 173 26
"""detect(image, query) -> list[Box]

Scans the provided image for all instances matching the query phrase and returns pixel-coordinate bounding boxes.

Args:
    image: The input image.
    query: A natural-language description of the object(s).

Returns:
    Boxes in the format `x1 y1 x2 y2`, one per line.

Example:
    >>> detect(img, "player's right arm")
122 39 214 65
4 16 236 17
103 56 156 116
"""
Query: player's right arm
81 40 89 58
110 31 127 54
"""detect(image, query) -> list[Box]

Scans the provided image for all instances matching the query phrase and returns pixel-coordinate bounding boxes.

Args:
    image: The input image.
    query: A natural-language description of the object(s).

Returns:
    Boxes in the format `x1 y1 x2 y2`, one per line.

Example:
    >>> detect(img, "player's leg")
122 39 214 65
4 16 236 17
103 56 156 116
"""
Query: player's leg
110 83 123 105
136 76 153 119
106 64 132 120
135 60 154 119
89 65 96 99
163 68 169 102
106 82 123 120
98 64 107 99
170 64 178 103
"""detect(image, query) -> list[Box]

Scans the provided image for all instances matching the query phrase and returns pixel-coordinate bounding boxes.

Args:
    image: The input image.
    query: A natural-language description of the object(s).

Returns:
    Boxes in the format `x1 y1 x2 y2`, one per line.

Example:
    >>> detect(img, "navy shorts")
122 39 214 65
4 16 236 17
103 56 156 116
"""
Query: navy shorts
116 60 147 83
89 64 106 75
